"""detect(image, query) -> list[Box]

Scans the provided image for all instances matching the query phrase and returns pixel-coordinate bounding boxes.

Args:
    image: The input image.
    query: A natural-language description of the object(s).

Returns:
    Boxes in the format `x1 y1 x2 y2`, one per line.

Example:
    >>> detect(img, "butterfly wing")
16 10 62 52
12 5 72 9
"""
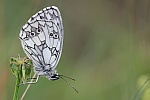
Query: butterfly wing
19 6 63 74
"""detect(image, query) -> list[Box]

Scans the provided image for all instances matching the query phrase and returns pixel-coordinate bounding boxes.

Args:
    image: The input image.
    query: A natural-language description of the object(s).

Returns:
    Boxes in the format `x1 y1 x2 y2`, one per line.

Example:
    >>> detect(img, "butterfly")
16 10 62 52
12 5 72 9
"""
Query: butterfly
19 6 78 92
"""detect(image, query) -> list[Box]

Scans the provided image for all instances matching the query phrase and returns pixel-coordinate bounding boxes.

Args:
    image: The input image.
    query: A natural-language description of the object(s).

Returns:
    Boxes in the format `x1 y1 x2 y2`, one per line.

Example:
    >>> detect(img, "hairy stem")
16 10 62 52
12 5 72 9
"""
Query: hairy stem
13 74 21 100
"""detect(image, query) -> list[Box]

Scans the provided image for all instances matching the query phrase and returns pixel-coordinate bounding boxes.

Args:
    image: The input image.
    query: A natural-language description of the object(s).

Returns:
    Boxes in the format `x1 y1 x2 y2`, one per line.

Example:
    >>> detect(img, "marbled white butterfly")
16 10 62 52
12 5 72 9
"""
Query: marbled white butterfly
19 6 78 92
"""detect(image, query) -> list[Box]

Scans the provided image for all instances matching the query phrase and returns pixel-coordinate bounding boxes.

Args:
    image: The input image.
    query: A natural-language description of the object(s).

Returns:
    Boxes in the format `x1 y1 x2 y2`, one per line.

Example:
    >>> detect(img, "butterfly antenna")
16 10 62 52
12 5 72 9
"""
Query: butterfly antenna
59 76 78 93
58 75 75 81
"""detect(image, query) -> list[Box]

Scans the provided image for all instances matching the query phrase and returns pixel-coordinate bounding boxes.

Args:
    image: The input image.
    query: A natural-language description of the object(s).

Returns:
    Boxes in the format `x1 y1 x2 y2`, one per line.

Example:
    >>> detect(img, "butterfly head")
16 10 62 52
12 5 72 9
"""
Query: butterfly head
50 73 59 80
45 69 59 80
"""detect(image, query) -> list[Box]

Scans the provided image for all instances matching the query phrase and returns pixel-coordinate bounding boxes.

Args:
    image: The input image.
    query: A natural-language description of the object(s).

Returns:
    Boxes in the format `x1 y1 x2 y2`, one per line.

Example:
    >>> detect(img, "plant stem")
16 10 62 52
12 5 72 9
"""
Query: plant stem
20 73 37 100
13 74 21 100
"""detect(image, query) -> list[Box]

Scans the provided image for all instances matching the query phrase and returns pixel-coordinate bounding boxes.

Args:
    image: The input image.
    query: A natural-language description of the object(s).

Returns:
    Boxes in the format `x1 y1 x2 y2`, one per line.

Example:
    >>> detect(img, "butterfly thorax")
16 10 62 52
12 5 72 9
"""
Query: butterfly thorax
33 65 59 80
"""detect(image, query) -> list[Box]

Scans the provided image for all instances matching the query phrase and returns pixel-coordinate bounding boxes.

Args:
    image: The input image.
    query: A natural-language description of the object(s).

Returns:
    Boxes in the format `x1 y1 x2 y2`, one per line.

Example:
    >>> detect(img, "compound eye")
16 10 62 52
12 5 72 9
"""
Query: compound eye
50 74 59 80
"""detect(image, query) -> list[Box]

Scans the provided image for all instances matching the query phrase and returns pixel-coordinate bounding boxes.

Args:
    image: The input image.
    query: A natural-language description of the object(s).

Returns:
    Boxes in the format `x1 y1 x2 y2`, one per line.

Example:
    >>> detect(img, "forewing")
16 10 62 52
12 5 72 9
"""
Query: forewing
19 6 63 70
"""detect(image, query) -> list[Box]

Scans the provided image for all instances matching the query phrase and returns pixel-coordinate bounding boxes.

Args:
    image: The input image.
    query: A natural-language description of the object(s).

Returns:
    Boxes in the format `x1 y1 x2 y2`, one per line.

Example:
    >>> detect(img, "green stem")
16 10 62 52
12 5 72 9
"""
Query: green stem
13 74 21 100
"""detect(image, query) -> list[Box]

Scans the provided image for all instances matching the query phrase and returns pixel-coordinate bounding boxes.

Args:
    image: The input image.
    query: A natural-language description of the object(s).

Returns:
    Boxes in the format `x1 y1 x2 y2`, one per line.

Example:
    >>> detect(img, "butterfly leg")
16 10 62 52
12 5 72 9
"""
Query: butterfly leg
27 77 37 80
19 75 40 85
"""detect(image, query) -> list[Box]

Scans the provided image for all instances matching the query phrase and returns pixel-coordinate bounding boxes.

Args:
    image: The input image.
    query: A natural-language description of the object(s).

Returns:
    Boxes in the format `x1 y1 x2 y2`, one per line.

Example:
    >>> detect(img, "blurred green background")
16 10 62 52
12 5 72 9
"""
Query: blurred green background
1 0 150 100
